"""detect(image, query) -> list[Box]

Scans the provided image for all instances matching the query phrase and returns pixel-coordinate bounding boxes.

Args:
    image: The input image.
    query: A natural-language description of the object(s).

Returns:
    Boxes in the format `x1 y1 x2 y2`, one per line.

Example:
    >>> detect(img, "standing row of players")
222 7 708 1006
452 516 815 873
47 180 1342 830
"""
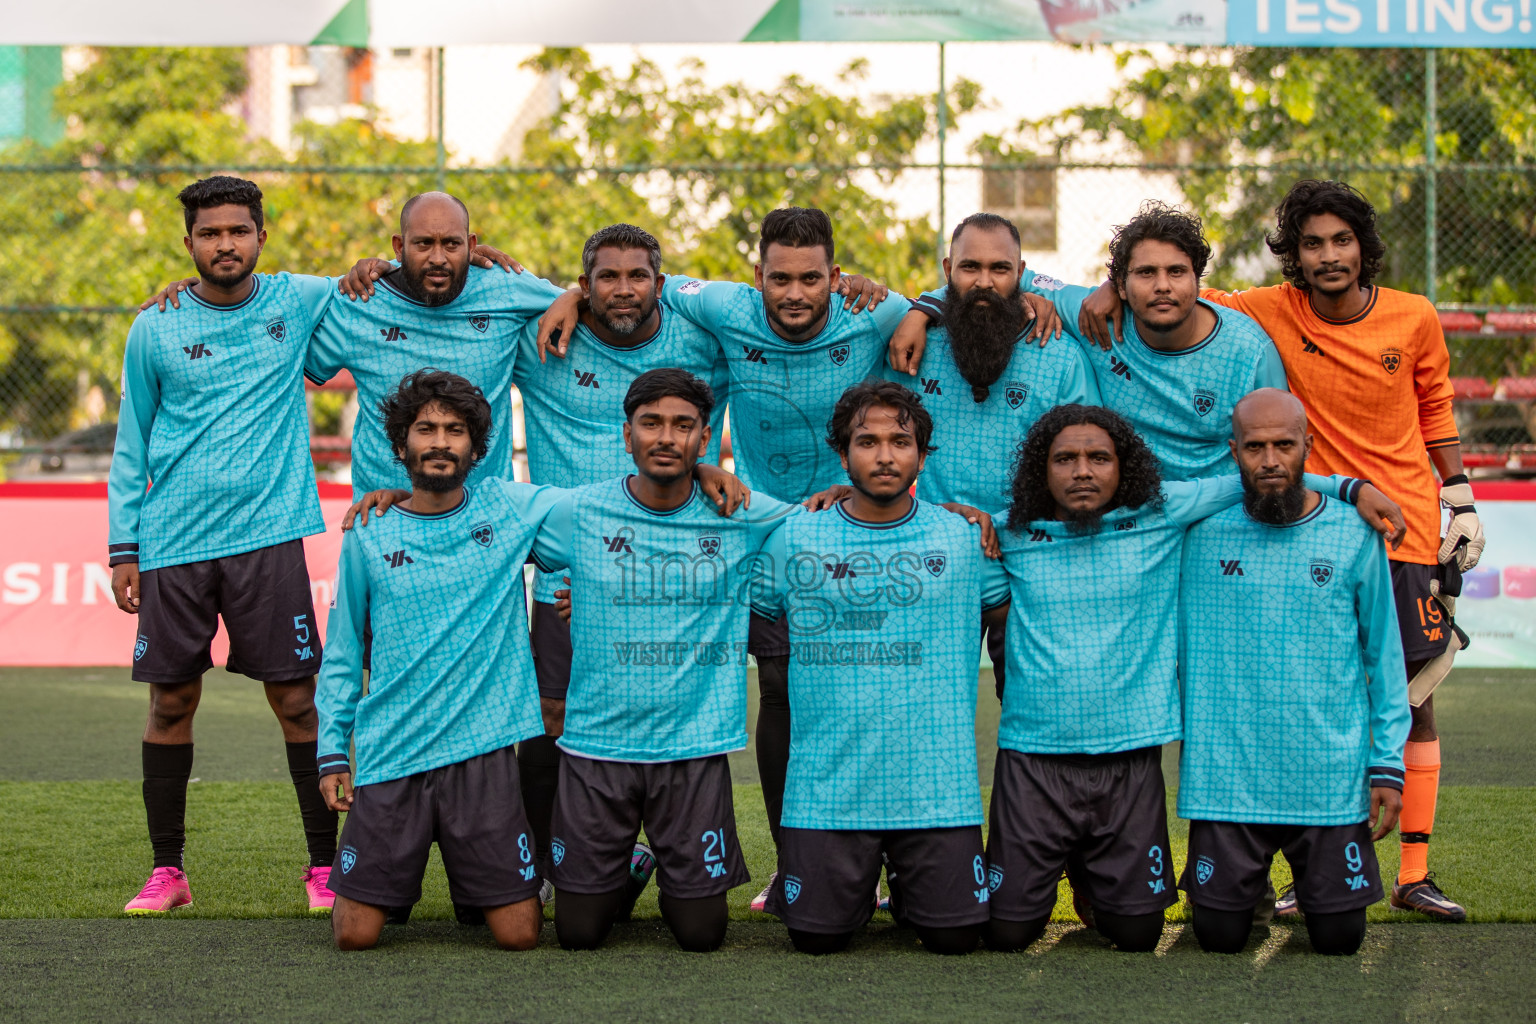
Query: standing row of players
108 174 1484 951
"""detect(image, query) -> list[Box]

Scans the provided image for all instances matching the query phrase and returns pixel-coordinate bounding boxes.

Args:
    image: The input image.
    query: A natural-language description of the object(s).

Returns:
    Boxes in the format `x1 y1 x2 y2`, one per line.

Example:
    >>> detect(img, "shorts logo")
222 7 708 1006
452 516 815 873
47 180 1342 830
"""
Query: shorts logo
265 317 287 342
1310 560 1334 587
467 314 490 333
1004 381 1029 410
783 875 802 904
470 522 495 548
829 345 850 366
551 838 566 866
133 635 148 661
1380 348 1403 375
1195 855 1215 885
923 551 947 577
340 845 358 874
698 534 721 557
988 864 1004 893
1192 388 1216 417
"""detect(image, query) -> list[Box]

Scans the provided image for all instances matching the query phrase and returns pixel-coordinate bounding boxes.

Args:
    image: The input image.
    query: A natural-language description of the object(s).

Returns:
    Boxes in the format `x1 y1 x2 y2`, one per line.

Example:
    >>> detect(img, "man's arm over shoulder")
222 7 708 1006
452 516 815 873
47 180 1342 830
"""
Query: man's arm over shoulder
659 275 744 335
528 489 577 574
1353 531 1411 787
107 316 161 563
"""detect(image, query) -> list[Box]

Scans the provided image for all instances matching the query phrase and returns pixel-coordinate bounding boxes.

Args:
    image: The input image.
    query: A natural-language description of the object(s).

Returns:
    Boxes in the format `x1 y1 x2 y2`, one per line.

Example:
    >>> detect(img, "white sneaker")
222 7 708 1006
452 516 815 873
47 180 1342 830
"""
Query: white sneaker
750 871 778 912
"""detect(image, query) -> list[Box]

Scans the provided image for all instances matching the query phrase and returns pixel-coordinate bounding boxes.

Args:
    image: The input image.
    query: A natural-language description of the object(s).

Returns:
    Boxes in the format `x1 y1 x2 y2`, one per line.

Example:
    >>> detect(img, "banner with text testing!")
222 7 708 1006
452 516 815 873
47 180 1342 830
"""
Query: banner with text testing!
2 482 1534 668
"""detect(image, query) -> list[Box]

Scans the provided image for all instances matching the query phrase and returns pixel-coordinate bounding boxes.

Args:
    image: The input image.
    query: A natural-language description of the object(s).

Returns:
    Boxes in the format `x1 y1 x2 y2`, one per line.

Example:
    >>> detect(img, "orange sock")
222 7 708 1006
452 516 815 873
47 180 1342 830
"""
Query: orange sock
1398 739 1441 885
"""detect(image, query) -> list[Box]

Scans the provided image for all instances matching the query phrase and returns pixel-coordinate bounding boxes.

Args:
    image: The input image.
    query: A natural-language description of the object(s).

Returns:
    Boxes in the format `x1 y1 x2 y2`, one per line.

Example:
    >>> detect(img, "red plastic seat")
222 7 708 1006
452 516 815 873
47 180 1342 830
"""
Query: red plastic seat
1451 376 1496 399
1484 312 1536 334
1438 311 1483 334
1498 377 1536 400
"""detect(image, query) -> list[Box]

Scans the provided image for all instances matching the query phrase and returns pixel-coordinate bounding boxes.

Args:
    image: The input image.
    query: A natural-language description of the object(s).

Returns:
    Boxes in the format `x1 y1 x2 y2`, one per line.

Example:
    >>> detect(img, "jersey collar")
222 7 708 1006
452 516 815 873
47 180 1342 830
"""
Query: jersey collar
183 275 263 313
393 486 472 520
834 497 919 530
1245 493 1329 529
620 475 699 517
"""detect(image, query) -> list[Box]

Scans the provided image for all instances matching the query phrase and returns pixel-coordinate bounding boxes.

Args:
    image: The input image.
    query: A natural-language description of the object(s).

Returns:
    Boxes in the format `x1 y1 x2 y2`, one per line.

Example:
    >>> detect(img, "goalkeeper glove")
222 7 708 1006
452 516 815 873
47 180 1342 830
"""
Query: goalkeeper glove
1437 474 1484 570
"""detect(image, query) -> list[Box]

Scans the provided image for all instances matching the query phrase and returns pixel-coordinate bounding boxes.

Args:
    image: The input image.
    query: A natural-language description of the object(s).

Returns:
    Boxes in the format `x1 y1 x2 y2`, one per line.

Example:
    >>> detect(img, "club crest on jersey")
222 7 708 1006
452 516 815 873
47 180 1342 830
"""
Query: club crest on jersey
133 635 148 661
1005 381 1029 410
1195 856 1215 885
470 521 495 548
829 345 850 366
783 875 803 904
340 845 358 874
1310 560 1335 587
698 534 721 557
988 864 1004 893
1379 347 1403 375
467 314 490 333
265 317 287 342
551 839 566 866
923 551 947 577
1192 388 1216 417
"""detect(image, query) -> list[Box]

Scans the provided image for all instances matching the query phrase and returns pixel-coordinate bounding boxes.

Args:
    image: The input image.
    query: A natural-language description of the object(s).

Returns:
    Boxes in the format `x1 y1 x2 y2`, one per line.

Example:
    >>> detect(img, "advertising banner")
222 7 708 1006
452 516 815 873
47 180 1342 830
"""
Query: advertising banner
1 482 1532 668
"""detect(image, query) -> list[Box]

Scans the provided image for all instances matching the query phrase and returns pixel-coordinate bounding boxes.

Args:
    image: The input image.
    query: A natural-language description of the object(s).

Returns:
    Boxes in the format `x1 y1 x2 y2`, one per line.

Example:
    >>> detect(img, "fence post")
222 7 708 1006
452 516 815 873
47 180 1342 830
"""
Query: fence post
1424 48 1437 304
435 46 447 194
936 41 946 267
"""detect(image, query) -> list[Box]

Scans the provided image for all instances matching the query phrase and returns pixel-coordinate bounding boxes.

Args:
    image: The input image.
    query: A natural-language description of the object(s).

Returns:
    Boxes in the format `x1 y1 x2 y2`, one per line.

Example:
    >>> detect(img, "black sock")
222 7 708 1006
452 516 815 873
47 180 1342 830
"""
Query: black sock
517 735 561 881
142 741 194 870
285 741 338 867
754 655 791 849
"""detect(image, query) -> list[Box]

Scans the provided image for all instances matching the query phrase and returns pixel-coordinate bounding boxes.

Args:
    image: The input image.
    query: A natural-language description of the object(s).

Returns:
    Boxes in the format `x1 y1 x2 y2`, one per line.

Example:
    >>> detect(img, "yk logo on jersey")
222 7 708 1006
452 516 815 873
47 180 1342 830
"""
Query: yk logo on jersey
783 875 803 904
1005 381 1029 410
829 345 850 366
923 551 947 577
1310 560 1335 587
1195 855 1215 885
1192 388 1216 417
265 317 287 342
467 314 490 333
470 522 495 548
551 839 566 866
698 534 721 557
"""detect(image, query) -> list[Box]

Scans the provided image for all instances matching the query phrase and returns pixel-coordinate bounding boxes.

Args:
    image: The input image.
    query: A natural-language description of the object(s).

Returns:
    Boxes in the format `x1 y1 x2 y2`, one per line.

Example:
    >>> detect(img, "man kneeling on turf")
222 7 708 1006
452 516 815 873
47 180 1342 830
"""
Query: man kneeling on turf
1176 390 1411 955
755 381 1001 955
317 370 561 950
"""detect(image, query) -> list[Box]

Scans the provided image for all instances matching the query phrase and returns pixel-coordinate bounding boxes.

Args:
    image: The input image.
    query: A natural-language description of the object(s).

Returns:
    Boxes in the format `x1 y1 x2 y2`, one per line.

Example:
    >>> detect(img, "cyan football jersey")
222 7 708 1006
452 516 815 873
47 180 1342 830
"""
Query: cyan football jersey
1177 496 1410 825
754 500 993 830
883 323 1100 513
914 279 1288 481
305 266 565 499
978 473 1361 755
531 477 799 763
660 276 912 502
513 306 732 602
316 480 560 786
108 273 331 571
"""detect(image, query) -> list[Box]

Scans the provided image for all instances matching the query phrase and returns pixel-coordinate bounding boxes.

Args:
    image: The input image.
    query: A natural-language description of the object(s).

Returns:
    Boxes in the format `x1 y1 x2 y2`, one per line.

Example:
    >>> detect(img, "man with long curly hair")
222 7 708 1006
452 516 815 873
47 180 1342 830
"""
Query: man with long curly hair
977 404 1402 954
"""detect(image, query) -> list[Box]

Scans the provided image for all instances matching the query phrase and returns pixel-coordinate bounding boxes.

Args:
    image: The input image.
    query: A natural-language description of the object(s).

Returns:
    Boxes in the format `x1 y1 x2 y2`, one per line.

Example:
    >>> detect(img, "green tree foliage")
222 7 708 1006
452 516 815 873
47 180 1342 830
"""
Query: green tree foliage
984 47 1536 302
0 46 976 440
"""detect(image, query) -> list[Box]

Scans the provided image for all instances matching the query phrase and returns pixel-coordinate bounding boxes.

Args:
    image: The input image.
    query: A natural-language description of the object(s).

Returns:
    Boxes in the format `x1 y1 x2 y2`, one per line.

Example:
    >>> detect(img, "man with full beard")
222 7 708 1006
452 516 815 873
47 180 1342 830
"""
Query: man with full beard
110 176 342 917
977 404 1402 953
881 212 1096 697
894 203 1287 482
1176 389 1409 956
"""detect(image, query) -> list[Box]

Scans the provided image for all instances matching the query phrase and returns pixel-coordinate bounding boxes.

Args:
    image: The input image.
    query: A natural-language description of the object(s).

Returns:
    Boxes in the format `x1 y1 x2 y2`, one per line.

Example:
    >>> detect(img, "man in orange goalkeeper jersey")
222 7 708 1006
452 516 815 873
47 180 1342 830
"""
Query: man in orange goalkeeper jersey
1082 180 1486 921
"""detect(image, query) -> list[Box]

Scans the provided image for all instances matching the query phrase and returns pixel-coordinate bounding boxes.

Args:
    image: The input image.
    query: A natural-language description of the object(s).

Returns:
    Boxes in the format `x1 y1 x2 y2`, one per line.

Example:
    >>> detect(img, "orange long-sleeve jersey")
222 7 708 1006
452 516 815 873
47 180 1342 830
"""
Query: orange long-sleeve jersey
1202 283 1457 566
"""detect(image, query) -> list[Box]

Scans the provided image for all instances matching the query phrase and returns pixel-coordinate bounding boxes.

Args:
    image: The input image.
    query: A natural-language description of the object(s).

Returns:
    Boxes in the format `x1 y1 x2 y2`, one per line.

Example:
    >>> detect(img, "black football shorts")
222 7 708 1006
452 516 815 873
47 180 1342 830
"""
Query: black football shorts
1180 819 1383 915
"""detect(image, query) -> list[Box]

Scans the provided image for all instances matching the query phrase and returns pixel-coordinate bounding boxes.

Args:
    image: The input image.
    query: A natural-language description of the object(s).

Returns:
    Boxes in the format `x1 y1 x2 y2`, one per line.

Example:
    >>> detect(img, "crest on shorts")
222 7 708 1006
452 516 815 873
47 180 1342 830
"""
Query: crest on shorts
1310 560 1334 587
133 635 148 661
923 551 947 577
470 521 494 548
783 875 803 904
551 838 566 866
265 317 287 342
1379 348 1403 375
988 864 1005 893
829 345 850 366
340 845 357 874
467 314 490 334
1192 388 1216 417
1005 381 1029 410
1195 855 1215 885
698 534 721 557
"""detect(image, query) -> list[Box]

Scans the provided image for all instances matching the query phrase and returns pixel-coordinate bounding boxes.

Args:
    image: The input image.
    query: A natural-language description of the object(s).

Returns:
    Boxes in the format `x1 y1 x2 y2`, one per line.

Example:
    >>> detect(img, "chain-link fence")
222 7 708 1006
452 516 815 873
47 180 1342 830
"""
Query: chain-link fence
0 44 1532 475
